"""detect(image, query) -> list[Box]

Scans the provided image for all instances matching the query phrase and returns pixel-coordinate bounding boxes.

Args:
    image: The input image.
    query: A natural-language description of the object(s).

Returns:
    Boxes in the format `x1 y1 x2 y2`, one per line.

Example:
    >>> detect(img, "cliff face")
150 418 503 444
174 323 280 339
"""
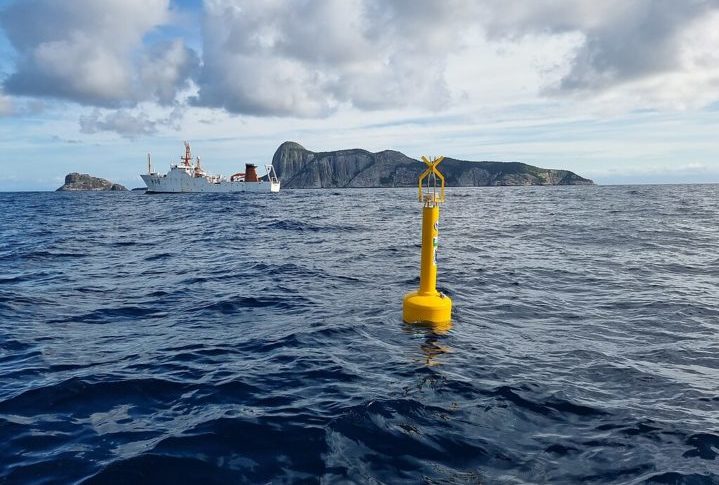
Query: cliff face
56 173 127 191
272 142 594 188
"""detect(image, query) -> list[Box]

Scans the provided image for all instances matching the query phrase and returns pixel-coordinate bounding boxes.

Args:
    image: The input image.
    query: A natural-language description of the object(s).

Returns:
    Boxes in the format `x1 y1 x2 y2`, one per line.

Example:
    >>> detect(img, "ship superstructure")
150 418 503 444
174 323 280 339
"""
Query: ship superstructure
141 142 280 193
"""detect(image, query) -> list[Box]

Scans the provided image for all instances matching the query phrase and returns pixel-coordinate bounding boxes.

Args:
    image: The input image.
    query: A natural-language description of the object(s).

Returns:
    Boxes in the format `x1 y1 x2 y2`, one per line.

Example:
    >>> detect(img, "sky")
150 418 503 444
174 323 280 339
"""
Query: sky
0 0 718 190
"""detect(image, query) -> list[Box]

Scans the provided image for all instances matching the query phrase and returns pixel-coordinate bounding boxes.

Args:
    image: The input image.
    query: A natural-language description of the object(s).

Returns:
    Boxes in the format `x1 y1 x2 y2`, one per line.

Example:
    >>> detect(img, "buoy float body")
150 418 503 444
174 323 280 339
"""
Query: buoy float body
403 156 452 325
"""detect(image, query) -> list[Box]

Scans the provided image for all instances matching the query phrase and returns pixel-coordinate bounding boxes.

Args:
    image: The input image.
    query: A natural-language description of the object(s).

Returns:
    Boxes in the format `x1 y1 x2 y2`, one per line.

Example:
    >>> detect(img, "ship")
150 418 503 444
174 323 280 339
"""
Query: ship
141 142 280 193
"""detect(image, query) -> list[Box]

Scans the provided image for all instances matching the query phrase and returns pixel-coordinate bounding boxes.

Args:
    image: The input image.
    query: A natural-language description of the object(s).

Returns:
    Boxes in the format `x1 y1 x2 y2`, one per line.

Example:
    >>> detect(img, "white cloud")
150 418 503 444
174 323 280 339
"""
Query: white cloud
478 0 719 109
79 110 158 138
191 0 719 117
0 0 197 106
0 91 12 116
28 31 133 103
139 39 200 105
79 106 184 139
194 0 463 116
1 0 718 122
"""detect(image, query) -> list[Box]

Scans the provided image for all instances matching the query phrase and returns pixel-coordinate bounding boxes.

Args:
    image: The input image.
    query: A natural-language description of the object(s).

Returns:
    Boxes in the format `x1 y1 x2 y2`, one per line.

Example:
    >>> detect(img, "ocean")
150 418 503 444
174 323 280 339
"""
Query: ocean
1 186 718 483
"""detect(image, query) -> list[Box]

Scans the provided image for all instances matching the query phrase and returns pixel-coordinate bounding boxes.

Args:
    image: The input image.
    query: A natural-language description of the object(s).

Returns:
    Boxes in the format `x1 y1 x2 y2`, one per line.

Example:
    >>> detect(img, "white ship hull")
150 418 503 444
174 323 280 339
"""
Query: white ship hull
142 142 280 193
142 171 280 193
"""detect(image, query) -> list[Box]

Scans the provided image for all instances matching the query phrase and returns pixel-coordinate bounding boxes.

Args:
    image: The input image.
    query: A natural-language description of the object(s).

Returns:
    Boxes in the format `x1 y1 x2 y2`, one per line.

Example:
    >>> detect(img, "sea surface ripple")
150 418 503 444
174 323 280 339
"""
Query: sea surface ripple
1 186 718 484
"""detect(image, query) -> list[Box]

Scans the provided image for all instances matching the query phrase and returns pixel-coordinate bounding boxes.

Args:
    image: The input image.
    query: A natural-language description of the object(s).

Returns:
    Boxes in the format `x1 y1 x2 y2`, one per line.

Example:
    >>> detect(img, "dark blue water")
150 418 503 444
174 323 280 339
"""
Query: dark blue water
1 186 718 484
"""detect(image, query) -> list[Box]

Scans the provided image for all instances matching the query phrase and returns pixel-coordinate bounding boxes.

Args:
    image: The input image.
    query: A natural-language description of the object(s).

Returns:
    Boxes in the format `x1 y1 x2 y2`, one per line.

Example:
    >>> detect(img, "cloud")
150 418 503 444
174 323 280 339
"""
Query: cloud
478 1 719 102
0 0 198 106
79 110 158 138
139 39 201 105
1 0 718 119
191 0 719 117
0 91 12 116
193 0 460 116
79 106 184 139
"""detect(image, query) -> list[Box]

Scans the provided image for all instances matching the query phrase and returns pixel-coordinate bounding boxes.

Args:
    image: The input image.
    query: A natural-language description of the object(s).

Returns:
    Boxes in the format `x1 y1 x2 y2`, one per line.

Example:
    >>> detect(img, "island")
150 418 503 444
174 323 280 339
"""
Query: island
271 142 594 188
56 173 127 191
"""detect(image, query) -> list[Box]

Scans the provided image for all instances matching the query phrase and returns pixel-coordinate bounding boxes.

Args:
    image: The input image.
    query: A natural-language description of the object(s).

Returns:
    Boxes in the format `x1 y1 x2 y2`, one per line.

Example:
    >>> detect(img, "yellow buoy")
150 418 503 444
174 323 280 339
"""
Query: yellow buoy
403 155 452 325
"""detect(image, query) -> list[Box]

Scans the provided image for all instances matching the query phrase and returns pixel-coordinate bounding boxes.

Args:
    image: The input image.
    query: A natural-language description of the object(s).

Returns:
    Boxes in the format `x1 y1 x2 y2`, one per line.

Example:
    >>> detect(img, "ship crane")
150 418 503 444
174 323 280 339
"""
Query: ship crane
194 157 203 177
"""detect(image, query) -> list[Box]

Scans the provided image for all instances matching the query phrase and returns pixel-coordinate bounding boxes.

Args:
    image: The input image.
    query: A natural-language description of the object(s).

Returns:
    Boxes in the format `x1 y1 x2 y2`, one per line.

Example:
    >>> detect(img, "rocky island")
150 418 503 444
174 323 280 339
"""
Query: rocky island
56 173 127 192
272 142 593 188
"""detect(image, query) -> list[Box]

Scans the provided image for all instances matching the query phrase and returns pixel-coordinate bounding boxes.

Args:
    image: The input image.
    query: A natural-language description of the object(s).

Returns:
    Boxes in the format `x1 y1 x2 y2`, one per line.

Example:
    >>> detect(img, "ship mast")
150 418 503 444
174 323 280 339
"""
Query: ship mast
147 153 152 174
181 141 192 167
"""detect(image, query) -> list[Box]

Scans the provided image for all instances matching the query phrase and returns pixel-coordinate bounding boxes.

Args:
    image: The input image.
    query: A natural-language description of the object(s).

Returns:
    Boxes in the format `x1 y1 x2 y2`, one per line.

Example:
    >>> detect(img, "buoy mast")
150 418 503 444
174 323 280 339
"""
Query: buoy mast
403 156 452 326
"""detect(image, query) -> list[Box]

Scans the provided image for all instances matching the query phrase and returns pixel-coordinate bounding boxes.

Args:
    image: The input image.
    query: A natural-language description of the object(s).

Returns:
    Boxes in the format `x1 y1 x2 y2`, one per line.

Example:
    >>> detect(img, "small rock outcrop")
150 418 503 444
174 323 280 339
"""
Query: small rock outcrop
56 173 127 191
272 142 594 188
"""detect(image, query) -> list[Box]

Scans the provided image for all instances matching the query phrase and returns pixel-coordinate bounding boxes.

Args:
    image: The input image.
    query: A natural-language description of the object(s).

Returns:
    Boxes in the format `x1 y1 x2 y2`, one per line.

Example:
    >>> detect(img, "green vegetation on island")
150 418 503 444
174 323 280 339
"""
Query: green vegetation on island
272 141 594 188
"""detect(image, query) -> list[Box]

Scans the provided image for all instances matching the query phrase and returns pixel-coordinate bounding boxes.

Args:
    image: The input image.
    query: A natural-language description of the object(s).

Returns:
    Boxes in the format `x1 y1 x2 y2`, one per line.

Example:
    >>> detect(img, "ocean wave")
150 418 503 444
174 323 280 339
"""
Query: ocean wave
1 186 719 483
